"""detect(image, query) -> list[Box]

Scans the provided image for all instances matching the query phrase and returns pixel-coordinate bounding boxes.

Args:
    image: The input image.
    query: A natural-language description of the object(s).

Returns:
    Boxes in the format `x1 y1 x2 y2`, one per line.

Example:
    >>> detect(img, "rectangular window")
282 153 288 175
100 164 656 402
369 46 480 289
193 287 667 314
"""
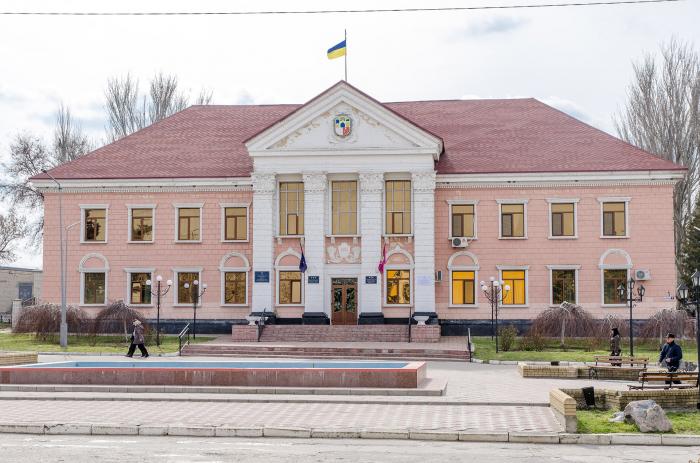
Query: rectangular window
331 181 358 235
224 207 247 241
278 271 302 304
178 208 201 241
177 272 199 304
603 202 626 236
279 182 304 235
385 180 411 234
451 204 475 238
502 270 526 305
551 269 576 305
452 270 475 305
131 208 153 241
83 272 106 304
84 209 106 241
224 272 247 304
551 203 575 237
501 204 525 238
604 269 627 304
386 269 411 305
130 272 152 305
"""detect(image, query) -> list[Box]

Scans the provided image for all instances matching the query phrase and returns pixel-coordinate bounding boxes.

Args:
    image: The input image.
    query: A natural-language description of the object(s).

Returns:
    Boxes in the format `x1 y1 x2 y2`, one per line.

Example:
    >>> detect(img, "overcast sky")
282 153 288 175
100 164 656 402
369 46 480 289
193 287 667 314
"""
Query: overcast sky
1 0 699 268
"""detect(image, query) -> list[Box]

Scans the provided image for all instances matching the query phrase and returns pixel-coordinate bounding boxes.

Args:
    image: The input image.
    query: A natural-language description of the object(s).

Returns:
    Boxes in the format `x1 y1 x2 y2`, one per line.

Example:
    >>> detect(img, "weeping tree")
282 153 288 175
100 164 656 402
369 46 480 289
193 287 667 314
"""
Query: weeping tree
14 303 88 340
640 308 692 346
529 301 596 348
91 300 147 341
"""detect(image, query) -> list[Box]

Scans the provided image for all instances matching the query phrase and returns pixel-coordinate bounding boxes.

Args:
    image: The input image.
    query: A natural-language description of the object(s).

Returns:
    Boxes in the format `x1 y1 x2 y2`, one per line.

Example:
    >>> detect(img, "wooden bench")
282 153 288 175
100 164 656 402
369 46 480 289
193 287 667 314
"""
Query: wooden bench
628 371 699 390
588 356 649 380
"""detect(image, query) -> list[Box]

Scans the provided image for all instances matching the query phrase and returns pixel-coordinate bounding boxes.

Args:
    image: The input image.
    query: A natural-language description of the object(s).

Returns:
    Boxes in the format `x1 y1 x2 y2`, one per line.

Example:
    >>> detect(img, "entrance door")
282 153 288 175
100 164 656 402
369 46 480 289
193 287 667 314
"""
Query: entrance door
331 278 358 325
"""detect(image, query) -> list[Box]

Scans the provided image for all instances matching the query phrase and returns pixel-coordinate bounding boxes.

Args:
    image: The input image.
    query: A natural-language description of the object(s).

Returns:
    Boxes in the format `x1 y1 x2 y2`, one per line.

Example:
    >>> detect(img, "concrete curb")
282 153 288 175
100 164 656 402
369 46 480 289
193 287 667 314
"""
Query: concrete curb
0 422 697 445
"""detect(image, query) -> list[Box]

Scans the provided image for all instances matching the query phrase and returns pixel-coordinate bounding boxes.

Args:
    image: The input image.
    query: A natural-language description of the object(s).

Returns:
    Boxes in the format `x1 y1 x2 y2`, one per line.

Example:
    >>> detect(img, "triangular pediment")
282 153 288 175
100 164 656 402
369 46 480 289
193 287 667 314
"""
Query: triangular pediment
245 81 443 159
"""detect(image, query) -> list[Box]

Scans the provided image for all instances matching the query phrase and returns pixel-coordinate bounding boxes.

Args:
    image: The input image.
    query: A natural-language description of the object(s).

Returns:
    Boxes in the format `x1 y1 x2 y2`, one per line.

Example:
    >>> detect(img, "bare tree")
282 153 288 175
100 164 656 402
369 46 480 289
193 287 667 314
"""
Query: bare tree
105 72 213 141
53 104 92 166
0 211 27 263
615 39 700 273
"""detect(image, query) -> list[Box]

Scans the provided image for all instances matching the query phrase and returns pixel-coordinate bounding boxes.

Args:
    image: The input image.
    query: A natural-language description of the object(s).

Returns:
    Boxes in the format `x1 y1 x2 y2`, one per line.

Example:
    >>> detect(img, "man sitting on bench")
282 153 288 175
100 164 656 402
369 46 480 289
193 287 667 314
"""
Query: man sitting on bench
659 333 683 384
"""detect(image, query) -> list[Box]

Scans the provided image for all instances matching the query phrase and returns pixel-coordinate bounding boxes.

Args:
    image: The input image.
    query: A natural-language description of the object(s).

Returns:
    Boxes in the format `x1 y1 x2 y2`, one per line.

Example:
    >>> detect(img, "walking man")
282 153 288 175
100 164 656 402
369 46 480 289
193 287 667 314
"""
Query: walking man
126 319 149 358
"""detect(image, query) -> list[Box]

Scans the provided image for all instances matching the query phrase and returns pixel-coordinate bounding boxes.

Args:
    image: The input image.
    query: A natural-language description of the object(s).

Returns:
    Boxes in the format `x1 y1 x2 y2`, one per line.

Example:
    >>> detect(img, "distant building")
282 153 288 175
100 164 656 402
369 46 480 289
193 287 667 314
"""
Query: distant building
0 266 42 317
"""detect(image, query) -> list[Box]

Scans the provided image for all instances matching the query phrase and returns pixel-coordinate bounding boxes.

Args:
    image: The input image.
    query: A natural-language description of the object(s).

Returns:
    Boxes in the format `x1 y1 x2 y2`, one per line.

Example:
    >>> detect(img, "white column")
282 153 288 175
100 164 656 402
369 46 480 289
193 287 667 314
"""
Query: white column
303 172 327 313
251 173 276 313
412 171 437 313
359 172 384 316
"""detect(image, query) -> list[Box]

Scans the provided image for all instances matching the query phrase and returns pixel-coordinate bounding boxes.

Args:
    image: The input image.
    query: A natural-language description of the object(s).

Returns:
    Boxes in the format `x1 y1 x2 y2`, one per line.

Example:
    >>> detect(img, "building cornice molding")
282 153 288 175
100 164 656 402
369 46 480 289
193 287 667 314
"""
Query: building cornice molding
32 177 253 193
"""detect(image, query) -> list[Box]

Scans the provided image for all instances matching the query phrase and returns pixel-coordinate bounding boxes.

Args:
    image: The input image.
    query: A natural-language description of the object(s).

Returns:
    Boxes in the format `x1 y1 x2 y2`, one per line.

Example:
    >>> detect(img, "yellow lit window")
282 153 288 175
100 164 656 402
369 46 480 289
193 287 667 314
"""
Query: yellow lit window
178 208 200 241
279 271 302 304
385 180 411 234
224 272 246 304
551 203 575 237
331 181 358 235
84 209 106 241
501 204 524 237
386 270 411 305
224 207 247 241
279 182 304 235
131 208 153 241
451 205 475 238
502 270 526 305
603 202 626 236
452 271 475 305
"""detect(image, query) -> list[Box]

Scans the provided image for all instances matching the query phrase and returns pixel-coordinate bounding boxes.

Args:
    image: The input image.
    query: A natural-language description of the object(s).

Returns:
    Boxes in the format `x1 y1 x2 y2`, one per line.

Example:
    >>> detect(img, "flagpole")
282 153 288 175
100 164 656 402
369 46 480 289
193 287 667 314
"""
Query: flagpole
344 29 347 81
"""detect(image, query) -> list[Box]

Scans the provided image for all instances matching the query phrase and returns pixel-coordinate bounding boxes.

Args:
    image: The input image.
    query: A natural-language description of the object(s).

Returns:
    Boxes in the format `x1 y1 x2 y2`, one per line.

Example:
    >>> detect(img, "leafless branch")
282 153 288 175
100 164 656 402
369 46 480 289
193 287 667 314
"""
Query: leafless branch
0 210 27 263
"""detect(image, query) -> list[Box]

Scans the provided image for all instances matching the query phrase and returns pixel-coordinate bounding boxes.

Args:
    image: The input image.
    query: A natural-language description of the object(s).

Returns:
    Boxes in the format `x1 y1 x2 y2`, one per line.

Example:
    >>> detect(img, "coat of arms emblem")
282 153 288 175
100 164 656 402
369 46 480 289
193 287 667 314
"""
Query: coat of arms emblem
333 114 352 137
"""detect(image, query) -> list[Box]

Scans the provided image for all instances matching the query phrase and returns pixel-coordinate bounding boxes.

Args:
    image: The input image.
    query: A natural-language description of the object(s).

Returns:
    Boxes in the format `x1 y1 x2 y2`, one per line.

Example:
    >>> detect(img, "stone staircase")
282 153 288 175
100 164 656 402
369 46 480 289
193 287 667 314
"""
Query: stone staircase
259 325 410 342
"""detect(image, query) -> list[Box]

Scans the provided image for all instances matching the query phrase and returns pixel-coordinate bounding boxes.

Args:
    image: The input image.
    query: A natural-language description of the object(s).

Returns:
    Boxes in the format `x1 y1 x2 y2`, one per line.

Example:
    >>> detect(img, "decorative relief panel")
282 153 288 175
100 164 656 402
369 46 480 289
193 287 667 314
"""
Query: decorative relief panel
412 171 436 192
302 172 328 192
252 173 276 193
326 241 361 264
359 172 384 192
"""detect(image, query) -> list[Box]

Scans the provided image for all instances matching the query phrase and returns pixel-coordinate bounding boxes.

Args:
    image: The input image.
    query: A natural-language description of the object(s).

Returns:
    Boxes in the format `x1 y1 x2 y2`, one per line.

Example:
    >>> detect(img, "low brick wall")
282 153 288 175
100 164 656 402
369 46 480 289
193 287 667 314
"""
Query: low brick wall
550 389 577 432
560 387 700 411
410 325 440 343
231 325 258 342
0 352 38 366
519 363 578 378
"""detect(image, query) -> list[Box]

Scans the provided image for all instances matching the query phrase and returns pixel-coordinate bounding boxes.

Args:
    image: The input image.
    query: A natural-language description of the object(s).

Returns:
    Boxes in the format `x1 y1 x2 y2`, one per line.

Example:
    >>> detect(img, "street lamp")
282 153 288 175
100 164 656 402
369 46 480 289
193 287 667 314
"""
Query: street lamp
676 269 700 410
184 279 207 339
42 169 67 348
481 278 511 353
617 277 645 356
146 275 172 346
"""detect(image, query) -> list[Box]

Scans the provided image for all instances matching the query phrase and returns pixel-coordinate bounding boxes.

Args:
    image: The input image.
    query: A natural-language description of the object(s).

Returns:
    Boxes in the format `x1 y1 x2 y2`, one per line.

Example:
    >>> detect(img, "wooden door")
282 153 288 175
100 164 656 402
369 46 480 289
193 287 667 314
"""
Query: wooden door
331 278 358 325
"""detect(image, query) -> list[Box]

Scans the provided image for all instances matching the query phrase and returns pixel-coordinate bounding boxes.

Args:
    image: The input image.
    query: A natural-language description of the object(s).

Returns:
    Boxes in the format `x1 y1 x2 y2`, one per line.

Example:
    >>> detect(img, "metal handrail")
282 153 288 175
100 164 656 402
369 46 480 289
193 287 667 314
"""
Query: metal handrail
257 308 270 342
178 323 191 355
467 328 473 363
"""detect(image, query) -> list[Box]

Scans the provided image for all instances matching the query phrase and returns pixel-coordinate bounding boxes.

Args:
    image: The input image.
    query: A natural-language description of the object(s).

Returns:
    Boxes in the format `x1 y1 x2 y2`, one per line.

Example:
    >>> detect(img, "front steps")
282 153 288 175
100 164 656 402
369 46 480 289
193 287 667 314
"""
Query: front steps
231 324 441 343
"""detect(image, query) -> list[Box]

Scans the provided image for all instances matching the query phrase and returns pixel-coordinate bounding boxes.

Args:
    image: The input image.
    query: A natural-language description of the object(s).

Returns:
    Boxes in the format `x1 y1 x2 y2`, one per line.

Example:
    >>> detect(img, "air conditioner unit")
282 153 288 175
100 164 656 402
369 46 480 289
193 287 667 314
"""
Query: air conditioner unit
435 270 443 282
451 237 469 248
635 269 651 280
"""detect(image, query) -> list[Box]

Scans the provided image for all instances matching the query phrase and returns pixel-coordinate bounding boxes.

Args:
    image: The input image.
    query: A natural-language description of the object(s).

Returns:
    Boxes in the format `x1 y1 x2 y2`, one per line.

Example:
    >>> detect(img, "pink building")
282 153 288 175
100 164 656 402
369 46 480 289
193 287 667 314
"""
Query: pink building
32 82 684 335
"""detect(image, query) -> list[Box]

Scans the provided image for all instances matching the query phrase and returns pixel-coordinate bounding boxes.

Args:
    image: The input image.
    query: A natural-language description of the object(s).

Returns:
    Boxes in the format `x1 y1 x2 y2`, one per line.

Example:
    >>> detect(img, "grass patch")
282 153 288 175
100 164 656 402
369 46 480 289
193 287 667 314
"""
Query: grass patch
472 336 698 363
577 410 700 434
0 333 214 354
0 323 10 330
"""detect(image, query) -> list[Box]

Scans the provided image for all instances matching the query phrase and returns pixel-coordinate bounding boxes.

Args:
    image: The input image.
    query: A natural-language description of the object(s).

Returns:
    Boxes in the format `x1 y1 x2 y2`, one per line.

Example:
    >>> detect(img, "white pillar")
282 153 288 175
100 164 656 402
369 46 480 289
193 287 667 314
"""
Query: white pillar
251 173 276 313
412 171 436 313
302 172 327 314
359 172 384 318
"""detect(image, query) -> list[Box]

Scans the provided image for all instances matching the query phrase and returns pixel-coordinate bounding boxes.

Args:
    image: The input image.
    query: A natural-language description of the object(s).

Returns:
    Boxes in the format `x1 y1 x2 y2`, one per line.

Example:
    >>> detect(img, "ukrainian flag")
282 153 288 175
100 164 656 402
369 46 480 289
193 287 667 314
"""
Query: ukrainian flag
327 39 346 60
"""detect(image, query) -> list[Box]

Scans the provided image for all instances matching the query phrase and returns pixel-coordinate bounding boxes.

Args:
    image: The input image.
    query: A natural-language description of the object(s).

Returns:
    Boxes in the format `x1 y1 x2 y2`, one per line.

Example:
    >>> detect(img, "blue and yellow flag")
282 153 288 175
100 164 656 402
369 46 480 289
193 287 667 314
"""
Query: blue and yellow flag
327 39 346 60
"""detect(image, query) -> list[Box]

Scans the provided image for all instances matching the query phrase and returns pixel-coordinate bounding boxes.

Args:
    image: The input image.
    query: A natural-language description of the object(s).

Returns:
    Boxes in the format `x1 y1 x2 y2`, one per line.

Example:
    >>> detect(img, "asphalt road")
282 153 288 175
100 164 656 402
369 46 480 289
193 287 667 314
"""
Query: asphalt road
0 434 698 463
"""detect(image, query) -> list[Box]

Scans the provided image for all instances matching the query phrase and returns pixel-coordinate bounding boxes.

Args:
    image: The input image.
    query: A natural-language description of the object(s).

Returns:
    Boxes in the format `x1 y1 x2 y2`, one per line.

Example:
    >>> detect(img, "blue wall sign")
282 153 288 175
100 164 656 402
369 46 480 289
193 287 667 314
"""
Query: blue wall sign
308 275 320 284
254 271 270 283
365 276 378 284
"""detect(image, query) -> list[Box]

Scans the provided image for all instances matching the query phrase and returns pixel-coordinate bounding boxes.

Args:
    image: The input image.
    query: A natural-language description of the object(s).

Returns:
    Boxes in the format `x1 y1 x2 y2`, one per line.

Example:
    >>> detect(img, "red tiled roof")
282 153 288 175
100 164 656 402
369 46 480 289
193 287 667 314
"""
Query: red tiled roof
33 96 683 181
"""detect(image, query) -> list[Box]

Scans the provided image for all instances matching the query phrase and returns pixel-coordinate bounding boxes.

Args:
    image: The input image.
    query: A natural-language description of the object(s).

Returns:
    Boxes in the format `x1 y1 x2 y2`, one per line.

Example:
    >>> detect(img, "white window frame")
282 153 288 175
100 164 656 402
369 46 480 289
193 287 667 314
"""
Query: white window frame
127 204 156 243
79 253 109 306
173 203 204 243
497 199 528 240
598 197 631 239
448 251 480 308
447 200 479 240
219 252 250 306
546 265 580 307
172 267 203 307
497 265 530 308
327 177 361 237
220 202 250 243
80 204 109 244
546 198 579 240
383 175 414 237
124 267 155 307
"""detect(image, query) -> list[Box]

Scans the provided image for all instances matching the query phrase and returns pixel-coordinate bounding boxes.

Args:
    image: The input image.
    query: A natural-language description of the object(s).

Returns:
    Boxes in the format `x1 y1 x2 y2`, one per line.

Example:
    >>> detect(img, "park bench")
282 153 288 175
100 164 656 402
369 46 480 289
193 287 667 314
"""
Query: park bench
628 371 699 390
587 356 649 380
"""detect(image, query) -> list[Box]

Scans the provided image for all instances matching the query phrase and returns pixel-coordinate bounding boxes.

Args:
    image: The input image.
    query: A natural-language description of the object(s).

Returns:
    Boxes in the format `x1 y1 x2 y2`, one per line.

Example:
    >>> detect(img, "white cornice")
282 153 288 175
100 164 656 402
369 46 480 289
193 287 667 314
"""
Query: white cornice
436 170 684 188
32 177 253 193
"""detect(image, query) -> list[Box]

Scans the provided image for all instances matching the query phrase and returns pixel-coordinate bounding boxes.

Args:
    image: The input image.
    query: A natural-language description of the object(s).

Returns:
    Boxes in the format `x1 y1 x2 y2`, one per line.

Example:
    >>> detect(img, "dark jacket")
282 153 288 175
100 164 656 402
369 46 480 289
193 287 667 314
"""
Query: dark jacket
132 325 145 345
659 342 682 369
610 335 621 354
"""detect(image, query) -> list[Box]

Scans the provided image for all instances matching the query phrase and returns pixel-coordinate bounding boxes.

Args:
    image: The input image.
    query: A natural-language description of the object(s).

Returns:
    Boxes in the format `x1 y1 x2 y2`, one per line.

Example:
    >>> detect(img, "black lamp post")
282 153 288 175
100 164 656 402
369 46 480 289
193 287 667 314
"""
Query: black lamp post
184 279 207 340
146 275 172 346
481 277 511 353
617 278 645 357
676 269 700 410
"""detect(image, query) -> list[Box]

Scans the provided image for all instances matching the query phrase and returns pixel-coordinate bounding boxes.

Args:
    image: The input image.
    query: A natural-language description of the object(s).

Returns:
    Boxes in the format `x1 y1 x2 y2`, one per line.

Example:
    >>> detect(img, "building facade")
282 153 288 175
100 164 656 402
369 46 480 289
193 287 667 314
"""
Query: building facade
0 266 42 320
32 82 684 334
